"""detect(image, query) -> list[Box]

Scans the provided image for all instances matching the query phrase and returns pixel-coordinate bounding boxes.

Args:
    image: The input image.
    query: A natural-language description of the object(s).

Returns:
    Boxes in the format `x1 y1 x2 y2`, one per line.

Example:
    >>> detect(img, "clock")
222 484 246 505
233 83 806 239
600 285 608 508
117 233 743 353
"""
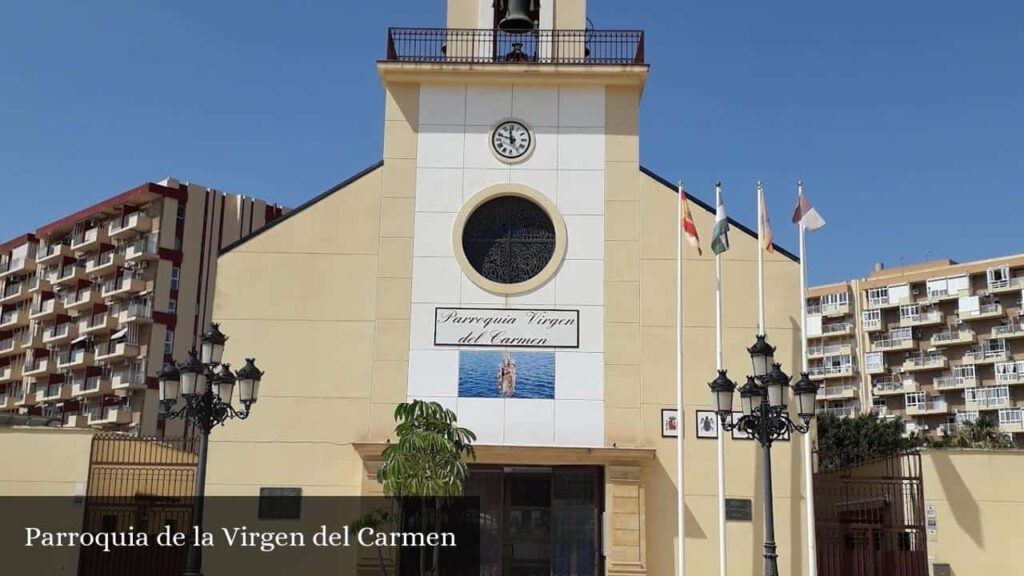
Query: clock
491 120 534 162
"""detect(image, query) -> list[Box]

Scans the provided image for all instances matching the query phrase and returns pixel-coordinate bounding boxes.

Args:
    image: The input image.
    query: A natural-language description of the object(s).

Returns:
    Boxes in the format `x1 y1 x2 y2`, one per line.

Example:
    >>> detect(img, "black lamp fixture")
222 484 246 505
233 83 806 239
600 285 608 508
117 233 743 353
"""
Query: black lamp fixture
158 323 264 576
747 334 775 378
710 333 818 576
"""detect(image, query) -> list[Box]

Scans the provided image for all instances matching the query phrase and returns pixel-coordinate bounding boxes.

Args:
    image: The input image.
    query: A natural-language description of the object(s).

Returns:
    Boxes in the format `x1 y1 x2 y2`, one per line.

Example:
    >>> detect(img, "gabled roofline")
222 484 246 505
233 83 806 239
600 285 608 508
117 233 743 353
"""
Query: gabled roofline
219 161 385 256
217 160 797 262
640 166 799 263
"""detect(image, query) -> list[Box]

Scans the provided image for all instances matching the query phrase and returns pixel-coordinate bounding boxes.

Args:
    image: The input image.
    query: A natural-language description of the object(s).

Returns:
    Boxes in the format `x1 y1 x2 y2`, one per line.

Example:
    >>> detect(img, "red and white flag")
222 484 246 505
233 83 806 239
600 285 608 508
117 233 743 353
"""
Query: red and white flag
791 188 826 231
680 187 702 256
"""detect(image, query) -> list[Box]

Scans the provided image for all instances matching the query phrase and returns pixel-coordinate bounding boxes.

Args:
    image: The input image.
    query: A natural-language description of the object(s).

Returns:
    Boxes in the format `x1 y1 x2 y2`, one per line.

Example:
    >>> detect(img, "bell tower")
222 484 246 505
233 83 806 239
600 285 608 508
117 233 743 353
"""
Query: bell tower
376 3 649 569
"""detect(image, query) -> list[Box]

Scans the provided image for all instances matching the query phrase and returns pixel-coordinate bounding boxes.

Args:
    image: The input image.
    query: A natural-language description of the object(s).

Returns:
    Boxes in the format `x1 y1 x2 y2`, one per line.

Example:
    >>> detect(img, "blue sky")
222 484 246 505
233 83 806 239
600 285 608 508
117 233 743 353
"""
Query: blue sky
1 1 1021 284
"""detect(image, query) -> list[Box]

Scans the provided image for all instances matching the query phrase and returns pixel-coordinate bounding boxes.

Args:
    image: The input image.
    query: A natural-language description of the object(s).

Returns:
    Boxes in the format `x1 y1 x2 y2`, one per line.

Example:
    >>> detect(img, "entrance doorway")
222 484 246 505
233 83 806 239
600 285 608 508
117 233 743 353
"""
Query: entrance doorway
467 465 604 576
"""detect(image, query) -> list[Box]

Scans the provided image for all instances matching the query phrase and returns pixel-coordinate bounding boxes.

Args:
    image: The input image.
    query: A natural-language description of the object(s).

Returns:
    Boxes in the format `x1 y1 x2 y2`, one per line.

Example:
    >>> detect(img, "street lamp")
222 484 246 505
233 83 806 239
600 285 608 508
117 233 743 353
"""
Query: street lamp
159 323 264 576
708 334 819 576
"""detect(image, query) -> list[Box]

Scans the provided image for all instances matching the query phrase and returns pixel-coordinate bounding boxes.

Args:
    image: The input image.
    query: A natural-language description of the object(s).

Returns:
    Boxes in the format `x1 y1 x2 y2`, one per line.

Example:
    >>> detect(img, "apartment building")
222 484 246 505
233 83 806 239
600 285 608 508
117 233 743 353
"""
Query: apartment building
0 179 282 436
808 255 1024 442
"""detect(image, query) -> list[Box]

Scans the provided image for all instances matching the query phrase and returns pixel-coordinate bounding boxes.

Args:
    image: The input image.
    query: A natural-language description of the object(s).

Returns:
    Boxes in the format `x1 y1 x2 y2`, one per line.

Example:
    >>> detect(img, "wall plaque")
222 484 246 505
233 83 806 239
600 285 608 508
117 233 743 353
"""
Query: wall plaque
434 308 579 348
725 498 753 522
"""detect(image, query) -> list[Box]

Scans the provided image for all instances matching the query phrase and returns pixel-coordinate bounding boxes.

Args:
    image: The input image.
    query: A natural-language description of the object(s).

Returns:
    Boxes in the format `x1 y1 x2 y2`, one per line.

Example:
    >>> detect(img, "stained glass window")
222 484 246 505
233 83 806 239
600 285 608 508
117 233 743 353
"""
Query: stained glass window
462 196 556 285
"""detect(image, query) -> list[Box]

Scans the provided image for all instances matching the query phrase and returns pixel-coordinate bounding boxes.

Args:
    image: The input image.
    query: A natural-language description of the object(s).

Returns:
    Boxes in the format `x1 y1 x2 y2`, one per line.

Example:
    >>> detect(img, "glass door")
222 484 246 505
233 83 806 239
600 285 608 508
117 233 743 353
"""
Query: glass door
504 471 552 575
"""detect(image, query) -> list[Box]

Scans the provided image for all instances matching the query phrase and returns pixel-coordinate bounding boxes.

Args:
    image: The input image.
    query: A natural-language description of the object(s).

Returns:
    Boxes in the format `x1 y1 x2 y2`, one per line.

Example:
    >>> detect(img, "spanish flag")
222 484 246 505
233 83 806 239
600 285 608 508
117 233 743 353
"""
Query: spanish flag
680 186 702 256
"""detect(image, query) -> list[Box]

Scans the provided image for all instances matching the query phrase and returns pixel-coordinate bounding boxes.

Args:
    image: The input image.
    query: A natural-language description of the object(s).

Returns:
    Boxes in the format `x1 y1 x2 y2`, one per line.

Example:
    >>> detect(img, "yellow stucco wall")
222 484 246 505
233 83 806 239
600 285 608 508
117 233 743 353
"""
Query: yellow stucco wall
921 449 1024 576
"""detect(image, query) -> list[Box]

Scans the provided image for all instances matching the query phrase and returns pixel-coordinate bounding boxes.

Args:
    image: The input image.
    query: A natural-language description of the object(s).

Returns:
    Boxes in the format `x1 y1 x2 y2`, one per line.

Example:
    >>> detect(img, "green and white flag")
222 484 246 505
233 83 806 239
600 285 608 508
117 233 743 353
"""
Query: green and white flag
710 194 730 255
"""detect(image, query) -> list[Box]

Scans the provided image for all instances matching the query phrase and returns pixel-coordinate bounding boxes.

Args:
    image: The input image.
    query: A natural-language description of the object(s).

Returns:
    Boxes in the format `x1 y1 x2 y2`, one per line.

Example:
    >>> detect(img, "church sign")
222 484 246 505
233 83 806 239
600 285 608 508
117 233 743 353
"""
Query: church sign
434 307 579 348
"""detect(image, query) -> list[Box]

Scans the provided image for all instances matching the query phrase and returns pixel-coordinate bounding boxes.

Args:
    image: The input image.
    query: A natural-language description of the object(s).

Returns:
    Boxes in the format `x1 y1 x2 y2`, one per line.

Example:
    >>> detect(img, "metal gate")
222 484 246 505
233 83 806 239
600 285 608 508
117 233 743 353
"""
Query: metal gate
814 451 928 576
78 434 198 576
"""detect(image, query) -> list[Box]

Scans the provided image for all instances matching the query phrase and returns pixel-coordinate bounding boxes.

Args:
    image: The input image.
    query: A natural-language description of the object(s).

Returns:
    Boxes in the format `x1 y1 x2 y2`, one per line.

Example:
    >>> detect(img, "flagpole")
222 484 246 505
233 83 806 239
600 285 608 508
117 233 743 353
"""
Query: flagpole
714 182 727 576
757 181 766 335
676 180 686 576
798 181 818 576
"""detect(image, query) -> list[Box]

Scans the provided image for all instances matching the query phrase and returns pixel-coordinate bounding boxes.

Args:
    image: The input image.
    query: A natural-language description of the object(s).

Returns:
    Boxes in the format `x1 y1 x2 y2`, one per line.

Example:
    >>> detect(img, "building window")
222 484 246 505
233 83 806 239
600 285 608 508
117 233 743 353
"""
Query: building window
176 206 186 227
170 266 180 291
867 287 889 306
164 330 174 355
461 196 556 285
167 299 177 314
865 352 884 372
987 266 1009 290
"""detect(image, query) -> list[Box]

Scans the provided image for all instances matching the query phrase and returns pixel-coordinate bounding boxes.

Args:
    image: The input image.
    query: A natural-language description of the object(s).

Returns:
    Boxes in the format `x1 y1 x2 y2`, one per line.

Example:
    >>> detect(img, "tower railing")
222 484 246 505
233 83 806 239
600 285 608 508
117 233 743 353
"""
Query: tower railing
385 28 645 65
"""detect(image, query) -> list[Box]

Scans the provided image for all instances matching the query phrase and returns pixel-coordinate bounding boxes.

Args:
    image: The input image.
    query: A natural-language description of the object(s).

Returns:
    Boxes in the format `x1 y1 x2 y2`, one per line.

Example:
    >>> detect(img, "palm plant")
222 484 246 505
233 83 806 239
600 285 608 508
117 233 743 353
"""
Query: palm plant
376 400 477 574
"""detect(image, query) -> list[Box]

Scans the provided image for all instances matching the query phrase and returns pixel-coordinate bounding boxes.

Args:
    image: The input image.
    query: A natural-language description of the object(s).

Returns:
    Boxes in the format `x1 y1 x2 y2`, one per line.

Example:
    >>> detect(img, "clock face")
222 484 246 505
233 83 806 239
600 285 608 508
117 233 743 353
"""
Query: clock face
491 121 533 161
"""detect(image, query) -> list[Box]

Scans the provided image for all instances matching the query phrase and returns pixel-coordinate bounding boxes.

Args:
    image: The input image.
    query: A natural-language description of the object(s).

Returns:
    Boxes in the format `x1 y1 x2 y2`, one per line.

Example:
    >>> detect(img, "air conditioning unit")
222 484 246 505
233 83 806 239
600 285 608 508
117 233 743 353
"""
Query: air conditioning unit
912 288 921 295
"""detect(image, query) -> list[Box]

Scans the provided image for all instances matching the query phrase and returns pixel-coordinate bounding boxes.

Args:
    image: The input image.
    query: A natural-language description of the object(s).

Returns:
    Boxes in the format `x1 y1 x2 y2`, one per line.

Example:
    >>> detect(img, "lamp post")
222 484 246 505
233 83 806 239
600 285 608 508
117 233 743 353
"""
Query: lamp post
708 334 819 576
157 323 264 576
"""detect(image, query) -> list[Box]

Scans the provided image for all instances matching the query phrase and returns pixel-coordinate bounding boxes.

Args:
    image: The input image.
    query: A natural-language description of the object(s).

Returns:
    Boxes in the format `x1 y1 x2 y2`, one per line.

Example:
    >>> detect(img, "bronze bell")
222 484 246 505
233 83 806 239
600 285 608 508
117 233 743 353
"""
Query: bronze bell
498 0 535 33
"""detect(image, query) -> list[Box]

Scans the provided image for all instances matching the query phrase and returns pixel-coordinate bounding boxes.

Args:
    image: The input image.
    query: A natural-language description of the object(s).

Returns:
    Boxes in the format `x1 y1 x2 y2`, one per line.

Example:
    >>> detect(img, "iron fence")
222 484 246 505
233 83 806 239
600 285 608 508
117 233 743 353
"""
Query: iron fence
79 435 199 576
386 28 645 65
814 450 928 576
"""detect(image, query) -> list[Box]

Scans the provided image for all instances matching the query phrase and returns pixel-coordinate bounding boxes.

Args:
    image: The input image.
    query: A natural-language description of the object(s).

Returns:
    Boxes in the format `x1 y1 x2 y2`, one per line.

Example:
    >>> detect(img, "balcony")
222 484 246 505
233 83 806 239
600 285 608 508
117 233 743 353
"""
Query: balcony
28 273 51 294
0 336 14 356
988 276 1024 294
899 310 944 328
94 339 140 363
903 355 948 372
384 27 646 66
79 313 117 336
111 368 147 392
29 297 65 321
57 348 94 371
865 362 888 375
117 301 153 324
71 375 112 398
42 322 77 346
65 287 103 312
52 263 87 287
817 405 858 419
817 384 858 400
108 213 152 240
0 309 28 330
84 251 123 277
966 391 1013 411
87 404 133 426
14 387 36 408
962 346 1011 366
873 378 915 396
0 392 15 410
906 399 949 416
101 275 146 299
63 412 90 428
71 227 109 254
37 382 70 403
992 323 1024 340
0 256 35 279
808 343 851 359
870 337 915 353
958 303 1003 321
998 409 1024 434
0 362 18 383
0 282 29 305
934 373 978 391
863 317 883 332
808 301 851 318
867 296 902 310
36 242 72 265
813 323 854 338
124 237 159 263
22 356 54 378
930 329 976 347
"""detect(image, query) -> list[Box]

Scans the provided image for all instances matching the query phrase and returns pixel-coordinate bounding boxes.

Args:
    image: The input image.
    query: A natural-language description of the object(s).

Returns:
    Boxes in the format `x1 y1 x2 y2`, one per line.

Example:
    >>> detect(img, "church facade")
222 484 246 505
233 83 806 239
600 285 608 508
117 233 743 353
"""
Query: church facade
209 1 811 574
